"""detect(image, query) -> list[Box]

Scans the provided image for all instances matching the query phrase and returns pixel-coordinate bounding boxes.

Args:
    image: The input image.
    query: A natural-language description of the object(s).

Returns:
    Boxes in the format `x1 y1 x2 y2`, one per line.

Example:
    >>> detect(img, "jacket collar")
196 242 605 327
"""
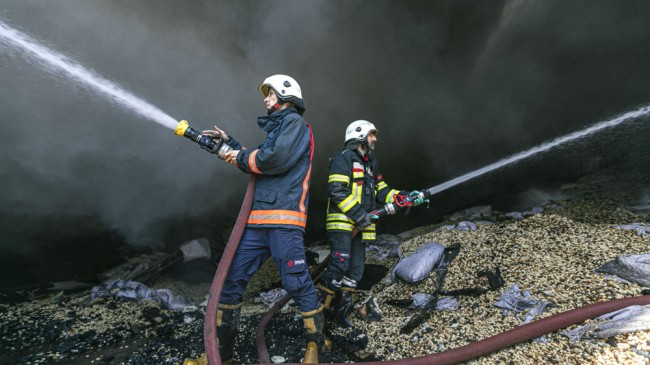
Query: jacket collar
344 142 373 162
257 107 298 132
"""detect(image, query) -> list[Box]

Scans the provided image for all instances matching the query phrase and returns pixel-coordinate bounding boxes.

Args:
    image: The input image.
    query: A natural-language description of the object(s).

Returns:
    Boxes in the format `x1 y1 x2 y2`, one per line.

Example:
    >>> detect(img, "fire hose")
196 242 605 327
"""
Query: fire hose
174 122 650 364
204 175 256 365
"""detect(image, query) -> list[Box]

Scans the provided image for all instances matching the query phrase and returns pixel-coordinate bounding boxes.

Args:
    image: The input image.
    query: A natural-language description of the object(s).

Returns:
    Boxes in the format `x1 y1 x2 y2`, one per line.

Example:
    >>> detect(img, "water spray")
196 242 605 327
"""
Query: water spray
370 103 650 219
423 104 650 196
0 19 178 130
174 120 232 159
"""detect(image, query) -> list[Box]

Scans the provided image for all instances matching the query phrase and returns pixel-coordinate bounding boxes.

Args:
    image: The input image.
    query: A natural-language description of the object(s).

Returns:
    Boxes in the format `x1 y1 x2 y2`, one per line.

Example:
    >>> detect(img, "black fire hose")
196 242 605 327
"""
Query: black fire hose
255 294 650 365
205 176 256 365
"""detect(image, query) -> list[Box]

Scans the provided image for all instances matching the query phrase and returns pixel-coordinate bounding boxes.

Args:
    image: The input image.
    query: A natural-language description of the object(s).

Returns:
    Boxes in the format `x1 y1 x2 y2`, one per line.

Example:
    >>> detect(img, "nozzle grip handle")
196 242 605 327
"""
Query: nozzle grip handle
177 120 231 159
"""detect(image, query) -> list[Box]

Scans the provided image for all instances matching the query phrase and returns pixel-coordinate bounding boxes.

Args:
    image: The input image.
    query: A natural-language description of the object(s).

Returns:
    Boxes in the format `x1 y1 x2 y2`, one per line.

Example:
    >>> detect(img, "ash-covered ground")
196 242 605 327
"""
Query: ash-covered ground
1 169 649 365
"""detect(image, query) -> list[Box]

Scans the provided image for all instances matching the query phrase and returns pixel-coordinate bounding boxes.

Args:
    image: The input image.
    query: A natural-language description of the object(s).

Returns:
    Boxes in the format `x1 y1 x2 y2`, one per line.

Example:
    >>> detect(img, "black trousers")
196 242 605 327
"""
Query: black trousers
319 230 367 291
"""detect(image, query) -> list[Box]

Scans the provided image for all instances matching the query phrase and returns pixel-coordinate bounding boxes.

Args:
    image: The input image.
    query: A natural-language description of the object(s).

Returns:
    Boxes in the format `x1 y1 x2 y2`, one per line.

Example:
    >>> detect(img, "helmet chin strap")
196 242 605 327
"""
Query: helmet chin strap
267 102 281 115
361 138 372 151
357 139 374 157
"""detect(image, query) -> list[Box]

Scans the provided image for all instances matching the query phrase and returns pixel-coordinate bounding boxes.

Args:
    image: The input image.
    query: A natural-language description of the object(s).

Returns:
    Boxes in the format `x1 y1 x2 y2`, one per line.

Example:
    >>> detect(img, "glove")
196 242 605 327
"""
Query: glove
409 190 429 207
357 212 379 230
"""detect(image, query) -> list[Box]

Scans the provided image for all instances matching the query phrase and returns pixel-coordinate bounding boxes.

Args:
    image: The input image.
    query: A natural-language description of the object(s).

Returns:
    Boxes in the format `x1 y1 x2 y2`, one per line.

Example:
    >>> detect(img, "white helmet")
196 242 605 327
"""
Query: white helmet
345 120 378 143
258 74 305 114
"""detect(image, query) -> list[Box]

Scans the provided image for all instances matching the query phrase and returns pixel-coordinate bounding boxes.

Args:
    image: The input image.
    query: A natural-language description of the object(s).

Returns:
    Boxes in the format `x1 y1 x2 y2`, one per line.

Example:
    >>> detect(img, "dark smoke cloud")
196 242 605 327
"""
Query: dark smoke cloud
1 0 649 260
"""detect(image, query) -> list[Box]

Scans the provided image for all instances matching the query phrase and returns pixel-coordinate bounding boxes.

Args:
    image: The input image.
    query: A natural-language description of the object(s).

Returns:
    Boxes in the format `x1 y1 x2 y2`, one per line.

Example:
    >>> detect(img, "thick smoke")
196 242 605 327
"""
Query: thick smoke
1 1 649 263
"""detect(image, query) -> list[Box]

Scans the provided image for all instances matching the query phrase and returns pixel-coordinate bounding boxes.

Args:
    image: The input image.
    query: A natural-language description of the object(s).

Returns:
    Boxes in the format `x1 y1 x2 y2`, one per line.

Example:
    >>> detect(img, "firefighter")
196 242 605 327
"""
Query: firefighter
317 120 426 328
183 75 325 364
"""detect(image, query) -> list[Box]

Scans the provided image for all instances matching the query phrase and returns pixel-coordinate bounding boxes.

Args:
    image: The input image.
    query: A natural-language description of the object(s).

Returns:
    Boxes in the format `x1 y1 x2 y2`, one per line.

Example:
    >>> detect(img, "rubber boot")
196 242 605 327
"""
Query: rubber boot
182 353 207 365
217 303 241 364
334 287 355 328
302 306 327 364
315 284 335 351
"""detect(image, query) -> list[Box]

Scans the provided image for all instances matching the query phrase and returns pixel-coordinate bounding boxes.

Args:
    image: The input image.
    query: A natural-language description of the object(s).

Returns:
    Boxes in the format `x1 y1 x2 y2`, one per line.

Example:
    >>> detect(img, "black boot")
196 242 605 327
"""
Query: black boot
217 303 241 364
302 306 327 364
334 287 355 328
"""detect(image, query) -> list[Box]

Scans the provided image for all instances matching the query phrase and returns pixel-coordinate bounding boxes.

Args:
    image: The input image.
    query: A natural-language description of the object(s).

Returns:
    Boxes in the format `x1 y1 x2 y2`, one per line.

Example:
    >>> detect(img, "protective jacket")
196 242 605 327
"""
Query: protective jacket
225 107 314 231
326 146 403 241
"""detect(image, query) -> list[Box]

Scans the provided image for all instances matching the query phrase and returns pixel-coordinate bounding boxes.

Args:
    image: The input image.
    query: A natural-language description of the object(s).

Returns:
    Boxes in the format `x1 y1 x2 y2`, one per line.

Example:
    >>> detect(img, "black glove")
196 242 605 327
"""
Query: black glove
356 212 379 230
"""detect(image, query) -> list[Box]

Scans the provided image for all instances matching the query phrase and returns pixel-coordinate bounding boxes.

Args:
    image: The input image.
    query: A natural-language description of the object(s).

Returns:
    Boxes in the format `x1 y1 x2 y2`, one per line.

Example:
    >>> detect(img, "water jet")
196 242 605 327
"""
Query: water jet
0 19 177 130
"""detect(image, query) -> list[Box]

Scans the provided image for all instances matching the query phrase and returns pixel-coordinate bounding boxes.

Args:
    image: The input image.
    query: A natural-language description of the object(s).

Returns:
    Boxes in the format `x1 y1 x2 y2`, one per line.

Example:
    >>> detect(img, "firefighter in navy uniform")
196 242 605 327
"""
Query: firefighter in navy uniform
183 75 325 365
317 120 426 328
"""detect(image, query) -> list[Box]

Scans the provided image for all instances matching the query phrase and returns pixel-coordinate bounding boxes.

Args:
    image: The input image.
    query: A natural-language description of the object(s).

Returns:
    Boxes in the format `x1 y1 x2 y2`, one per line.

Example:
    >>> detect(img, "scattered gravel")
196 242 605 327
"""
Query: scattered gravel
345 174 650 365
1 172 649 364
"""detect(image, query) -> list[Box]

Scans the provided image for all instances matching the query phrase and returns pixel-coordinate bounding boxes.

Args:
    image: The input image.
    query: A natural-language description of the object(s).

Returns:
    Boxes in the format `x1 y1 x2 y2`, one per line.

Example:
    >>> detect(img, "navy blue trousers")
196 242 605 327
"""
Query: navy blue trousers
220 227 318 312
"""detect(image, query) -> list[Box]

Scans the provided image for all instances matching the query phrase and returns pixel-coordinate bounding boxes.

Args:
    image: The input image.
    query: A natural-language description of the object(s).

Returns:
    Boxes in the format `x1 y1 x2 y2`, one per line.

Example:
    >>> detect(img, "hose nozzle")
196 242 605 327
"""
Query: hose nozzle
174 119 191 137
175 120 232 159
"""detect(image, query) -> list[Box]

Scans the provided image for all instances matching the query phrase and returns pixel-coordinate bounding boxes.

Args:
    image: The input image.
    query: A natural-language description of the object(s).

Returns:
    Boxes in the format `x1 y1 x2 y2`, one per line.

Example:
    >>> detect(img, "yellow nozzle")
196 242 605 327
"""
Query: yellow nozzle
175 120 190 136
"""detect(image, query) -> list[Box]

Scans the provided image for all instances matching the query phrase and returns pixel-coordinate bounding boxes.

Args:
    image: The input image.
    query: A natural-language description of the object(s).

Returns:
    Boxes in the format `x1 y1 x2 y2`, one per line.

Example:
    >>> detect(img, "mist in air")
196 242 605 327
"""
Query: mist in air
1 0 649 286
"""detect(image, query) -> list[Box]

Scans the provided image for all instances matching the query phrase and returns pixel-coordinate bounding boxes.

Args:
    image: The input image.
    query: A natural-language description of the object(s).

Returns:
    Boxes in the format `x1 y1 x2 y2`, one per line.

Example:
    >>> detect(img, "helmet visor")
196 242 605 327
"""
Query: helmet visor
258 83 271 97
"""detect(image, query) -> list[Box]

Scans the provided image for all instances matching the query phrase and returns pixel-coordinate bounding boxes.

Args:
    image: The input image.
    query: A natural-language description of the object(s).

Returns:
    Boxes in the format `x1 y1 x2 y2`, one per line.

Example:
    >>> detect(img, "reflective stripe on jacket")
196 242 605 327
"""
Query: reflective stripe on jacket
326 147 402 241
226 107 314 231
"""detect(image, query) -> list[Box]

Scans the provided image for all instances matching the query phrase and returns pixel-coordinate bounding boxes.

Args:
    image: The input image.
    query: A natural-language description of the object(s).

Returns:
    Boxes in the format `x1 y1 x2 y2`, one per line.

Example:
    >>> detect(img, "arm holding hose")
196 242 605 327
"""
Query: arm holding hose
174 120 236 161
358 188 429 230
201 125 241 166
371 189 431 219
234 117 310 175
201 125 231 144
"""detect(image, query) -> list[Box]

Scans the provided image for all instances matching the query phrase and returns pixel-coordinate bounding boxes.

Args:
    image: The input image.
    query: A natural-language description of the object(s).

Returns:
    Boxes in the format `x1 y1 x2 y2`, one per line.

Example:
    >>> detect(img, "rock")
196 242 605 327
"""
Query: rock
271 355 286 363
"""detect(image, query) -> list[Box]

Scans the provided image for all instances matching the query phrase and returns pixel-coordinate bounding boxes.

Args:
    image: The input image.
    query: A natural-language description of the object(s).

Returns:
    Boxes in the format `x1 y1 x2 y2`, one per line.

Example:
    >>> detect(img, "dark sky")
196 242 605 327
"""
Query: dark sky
1 1 649 263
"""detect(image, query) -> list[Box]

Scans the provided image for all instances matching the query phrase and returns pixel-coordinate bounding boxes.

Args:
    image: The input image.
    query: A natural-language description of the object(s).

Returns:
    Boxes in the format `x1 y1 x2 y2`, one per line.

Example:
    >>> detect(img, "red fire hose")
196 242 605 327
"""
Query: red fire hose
204 176 256 365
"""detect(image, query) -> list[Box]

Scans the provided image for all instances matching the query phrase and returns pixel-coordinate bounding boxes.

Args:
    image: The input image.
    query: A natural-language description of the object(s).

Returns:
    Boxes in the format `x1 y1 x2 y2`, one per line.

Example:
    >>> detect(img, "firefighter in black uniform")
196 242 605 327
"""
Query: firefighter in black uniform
317 120 426 327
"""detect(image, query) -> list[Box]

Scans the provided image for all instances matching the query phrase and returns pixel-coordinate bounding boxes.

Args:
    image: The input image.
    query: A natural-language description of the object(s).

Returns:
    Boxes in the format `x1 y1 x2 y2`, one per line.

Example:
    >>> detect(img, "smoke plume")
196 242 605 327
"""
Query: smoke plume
1 0 649 284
